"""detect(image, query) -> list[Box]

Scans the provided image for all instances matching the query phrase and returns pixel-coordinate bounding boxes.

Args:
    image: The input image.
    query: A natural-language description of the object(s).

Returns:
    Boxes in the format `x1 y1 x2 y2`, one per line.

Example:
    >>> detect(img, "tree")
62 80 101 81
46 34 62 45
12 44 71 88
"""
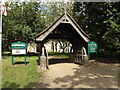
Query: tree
3 2 40 51
72 2 120 52
58 39 71 53
2 1 66 51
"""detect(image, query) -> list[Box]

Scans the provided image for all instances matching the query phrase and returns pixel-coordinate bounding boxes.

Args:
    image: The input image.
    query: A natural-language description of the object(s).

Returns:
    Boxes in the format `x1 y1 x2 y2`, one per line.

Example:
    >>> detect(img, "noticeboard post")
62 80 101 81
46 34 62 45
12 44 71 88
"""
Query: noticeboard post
88 41 98 60
10 40 27 65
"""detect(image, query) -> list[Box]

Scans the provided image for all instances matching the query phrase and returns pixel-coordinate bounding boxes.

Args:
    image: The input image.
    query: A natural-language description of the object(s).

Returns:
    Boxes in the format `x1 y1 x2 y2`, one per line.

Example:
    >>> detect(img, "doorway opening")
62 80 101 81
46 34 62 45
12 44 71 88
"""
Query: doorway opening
44 39 73 65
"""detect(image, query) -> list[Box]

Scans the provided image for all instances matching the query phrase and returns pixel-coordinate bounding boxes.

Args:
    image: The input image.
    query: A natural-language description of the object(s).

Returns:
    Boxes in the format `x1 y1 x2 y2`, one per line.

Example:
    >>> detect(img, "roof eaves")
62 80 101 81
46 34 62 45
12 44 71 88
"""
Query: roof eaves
35 13 65 38
66 12 90 39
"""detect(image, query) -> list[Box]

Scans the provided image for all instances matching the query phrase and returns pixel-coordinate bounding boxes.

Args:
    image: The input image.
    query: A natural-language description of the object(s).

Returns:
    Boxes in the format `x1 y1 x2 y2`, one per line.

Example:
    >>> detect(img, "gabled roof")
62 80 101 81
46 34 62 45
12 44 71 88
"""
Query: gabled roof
35 12 90 42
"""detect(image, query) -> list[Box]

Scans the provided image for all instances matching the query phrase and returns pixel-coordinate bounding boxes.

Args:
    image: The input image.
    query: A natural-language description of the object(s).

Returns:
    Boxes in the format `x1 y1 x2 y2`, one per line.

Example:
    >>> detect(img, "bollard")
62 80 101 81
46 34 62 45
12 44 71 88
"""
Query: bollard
40 47 47 71
83 55 89 66
40 55 47 70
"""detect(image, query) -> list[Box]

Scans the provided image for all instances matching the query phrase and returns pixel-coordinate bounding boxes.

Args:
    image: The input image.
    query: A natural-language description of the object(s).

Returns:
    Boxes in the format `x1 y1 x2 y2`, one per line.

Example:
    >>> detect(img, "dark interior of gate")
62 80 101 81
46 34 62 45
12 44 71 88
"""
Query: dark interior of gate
44 22 87 63
38 23 87 67
35 12 90 70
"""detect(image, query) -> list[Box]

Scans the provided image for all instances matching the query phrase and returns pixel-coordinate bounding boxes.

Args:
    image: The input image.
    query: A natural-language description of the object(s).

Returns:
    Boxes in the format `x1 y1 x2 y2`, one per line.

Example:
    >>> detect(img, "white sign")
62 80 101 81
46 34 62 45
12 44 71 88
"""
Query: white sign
12 44 26 46
12 49 26 55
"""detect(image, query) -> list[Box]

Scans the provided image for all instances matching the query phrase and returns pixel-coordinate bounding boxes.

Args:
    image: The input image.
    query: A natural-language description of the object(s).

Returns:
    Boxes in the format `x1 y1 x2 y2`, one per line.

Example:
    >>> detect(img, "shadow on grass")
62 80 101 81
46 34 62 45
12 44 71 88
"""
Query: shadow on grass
2 81 50 88
23 82 50 88
49 58 73 65
2 52 38 57
27 52 38 56
2 53 11 56
48 52 69 55
13 61 29 65
2 81 19 89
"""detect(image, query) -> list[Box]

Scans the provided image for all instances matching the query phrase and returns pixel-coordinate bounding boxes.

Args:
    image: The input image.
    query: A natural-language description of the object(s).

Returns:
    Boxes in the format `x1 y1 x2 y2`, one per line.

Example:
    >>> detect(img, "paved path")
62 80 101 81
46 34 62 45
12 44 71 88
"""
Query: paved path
34 61 119 88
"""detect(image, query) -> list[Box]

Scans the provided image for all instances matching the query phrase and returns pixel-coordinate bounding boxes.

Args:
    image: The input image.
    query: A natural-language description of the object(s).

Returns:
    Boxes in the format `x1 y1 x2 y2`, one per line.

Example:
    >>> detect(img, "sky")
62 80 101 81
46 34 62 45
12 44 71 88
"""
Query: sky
5 0 70 2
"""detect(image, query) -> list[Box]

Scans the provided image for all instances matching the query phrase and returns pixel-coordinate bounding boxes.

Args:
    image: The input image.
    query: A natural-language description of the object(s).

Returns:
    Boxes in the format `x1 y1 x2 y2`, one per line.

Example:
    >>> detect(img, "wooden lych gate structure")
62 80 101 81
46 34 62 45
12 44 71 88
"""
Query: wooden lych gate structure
35 12 91 70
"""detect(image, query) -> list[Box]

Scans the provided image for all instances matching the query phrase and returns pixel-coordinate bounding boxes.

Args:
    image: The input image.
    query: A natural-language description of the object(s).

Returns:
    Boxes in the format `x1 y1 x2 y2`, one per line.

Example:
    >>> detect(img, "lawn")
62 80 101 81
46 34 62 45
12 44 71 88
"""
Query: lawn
1 53 42 88
48 52 69 58
1 52 70 88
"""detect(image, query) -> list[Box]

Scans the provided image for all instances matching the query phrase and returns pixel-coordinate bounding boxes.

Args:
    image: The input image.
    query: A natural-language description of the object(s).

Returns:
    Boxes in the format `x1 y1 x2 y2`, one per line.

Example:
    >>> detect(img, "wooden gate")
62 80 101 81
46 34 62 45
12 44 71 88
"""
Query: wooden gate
74 47 87 65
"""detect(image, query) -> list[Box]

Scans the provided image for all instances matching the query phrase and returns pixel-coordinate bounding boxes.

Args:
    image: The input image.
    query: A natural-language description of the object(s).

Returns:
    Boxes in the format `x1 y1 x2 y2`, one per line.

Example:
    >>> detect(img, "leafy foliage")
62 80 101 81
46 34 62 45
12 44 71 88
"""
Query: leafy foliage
72 2 120 52
2 1 120 53
2 2 64 51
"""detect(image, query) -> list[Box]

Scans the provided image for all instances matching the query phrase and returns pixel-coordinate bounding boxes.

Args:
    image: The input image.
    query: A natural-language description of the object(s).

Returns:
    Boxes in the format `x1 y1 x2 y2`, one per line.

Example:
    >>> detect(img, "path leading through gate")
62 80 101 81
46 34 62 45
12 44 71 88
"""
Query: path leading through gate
34 57 119 88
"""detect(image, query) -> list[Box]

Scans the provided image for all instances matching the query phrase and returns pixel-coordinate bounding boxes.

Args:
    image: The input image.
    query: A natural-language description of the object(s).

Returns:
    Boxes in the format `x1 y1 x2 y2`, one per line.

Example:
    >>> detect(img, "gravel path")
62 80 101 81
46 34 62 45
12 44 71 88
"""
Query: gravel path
34 60 119 88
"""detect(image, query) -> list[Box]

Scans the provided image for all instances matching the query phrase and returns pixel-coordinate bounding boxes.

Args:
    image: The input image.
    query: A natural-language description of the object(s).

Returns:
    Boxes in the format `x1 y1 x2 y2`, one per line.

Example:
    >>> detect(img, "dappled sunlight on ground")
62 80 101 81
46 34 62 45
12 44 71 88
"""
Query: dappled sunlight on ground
34 60 118 88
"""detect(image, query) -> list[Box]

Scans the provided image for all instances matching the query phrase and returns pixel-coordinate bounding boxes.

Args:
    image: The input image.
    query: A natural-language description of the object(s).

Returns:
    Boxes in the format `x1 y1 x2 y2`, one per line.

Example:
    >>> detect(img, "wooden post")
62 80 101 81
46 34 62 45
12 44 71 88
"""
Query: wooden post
24 56 26 65
12 56 14 65
46 48 49 69
38 42 48 70
38 42 43 65
88 52 90 60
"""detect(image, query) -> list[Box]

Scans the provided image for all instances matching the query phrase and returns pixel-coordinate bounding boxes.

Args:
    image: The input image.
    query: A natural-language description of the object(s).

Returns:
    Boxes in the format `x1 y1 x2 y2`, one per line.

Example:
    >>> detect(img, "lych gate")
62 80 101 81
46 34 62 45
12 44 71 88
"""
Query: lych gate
35 12 91 70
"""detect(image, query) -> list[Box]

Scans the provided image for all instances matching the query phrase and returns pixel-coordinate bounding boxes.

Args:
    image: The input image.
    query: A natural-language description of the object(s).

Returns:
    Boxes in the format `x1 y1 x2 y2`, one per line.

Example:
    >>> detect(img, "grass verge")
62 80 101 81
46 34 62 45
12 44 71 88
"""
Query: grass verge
1 53 42 88
48 52 69 58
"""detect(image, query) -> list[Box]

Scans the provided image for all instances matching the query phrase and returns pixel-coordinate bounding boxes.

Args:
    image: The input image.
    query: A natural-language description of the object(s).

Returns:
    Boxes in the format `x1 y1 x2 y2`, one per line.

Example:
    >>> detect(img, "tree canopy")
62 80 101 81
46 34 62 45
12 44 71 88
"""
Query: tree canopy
2 1 120 53
2 2 65 51
72 2 120 52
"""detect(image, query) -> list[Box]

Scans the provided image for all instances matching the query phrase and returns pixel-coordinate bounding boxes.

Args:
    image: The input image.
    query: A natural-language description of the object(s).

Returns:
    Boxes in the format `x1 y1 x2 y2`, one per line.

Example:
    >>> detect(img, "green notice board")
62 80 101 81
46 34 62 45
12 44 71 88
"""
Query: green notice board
88 41 98 60
88 41 98 52
11 41 27 55
10 40 27 65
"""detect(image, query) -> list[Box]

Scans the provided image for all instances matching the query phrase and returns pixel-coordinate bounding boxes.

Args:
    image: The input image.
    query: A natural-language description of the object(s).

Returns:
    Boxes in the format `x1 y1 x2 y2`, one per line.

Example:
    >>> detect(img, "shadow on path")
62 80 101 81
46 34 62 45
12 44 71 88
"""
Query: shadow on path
53 64 118 88
96 57 120 64
32 56 119 88
33 63 118 88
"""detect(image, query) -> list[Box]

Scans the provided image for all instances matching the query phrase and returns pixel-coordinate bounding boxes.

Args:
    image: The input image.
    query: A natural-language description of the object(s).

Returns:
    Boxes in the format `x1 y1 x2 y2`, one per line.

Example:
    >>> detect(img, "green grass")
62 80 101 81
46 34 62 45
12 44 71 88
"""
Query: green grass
48 52 69 58
1 53 42 88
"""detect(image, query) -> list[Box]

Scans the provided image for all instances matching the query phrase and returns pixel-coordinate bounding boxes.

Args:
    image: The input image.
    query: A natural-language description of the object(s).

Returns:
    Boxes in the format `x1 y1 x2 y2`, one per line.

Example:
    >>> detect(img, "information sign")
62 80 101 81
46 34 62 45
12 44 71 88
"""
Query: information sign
88 41 98 60
11 41 27 55
10 40 27 65
88 41 98 53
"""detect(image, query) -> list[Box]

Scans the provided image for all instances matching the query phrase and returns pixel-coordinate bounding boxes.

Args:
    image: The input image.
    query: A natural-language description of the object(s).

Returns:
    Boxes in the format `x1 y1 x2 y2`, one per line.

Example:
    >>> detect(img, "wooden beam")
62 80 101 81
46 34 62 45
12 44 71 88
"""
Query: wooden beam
66 15 90 42
36 15 66 41
60 21 71 24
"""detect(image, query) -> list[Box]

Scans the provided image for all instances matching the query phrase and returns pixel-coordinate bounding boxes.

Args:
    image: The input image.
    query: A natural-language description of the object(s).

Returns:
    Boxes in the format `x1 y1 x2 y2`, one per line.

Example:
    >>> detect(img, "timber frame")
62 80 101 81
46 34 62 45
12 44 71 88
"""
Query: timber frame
35 12 91 70
35 12 90 42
